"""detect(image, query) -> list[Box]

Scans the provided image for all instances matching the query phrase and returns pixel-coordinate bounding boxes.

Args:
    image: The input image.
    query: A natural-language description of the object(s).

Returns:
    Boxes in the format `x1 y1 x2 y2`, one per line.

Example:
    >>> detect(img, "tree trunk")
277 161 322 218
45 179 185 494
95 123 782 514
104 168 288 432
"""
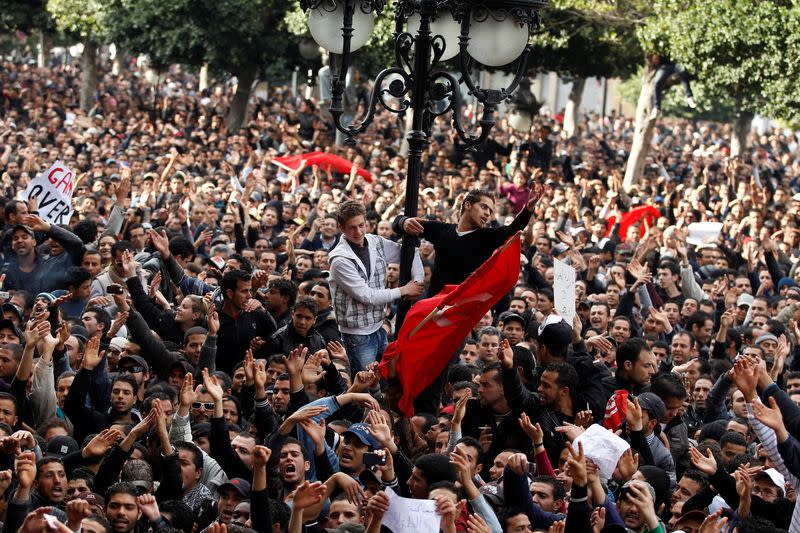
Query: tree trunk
225 66 256 130
730 111 754 158
199 63 209 92
37 31 51 68
79 40 98 113
623 64 659 191
563 78 585 137
112 46 126 76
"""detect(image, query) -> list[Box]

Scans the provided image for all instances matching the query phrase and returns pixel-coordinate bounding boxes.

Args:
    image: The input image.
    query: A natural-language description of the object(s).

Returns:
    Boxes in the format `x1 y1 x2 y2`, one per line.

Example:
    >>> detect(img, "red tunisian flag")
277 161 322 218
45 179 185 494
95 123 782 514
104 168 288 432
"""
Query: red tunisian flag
379 233 522 417
271 152 372 182
605 205 661 239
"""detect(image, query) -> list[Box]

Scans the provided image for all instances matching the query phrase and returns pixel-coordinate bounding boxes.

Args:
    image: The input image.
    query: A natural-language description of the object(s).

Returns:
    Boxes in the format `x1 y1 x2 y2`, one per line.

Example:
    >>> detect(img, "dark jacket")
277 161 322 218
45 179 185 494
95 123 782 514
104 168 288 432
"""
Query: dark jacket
217 308 277 375
265 322 326 356
125 276 185 346
3 224 85 294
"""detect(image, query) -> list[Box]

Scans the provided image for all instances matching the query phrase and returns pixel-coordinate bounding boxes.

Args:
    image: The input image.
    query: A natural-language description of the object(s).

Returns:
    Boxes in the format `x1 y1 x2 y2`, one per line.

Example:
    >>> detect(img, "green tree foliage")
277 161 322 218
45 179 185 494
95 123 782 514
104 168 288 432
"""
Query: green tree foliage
529 3 641 81
1 0 52 33
637 0 799 122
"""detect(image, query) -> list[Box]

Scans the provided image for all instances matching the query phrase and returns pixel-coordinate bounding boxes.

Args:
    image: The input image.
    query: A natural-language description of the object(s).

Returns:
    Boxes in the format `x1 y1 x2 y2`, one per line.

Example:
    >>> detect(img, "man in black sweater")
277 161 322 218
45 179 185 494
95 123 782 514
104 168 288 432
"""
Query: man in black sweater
392 184 543 413
393 184 544 298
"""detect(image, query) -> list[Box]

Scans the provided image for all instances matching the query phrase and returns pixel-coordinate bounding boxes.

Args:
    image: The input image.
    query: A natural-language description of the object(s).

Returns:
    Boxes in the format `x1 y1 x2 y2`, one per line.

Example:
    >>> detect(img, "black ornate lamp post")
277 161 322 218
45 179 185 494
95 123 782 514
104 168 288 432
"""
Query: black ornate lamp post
300 0 547 328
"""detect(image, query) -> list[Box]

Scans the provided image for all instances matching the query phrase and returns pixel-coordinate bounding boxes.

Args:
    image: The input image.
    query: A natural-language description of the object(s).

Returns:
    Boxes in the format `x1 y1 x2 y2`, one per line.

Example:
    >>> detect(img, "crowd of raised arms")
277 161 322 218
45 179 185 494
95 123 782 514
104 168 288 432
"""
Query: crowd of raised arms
1 46 800 533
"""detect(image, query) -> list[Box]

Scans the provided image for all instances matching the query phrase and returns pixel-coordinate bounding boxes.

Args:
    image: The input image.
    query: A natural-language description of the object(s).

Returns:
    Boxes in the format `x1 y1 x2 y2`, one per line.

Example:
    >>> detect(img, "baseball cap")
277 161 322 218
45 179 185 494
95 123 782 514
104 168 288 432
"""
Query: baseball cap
82 493 105 512
1 303 23 324
46 435 79 457
636 392 666 423
70 325 90 342
757 468 785 490
736 293 754 308
673 510 709 531
501 312 526 328
344 423 380 449
0 319 22 341
218 478 251 498
170 359 195 375
118 354 149 373
537 315 573 354
552 243 569 255
12 224 35 237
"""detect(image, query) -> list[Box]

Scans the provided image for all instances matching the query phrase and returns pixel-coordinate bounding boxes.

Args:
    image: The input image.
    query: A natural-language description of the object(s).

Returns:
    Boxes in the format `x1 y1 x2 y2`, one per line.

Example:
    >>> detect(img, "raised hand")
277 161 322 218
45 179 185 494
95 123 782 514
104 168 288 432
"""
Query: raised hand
327 341 347 362
242 349 256 386
137 493 160 522
292 480 327 509
575 410 594 429
616 448 639 482
507 453 529 476
283 345 308 376
626 398 643 432
15 450 37 489
689 446 719 476
81 335 105 371
82 428 121 459
527 182 545 211
179 374 196 409
565 442 587 486
466 513 491 533
698 508 728 533
730 357 759 401
300 418 327 453
201 368 224 402
499 338 513 369
555 422 585 442
207 306 219 336
753 397 789 442
548 520 566 533
519 413 543 445
252 445 272 468
452 393 470 429
119 250 137 279
366 410 394 450
365 491 390 524
591 507 607 533
20 214 50 233
66 498 91 530
147 228 170 258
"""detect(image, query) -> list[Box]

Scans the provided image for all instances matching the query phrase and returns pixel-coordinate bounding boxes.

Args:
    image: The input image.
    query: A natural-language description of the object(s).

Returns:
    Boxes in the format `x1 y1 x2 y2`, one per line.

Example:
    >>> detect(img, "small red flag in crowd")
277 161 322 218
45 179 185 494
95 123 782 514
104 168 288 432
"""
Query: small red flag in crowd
379 233 522 417
604 389 629 431
605 205 661 239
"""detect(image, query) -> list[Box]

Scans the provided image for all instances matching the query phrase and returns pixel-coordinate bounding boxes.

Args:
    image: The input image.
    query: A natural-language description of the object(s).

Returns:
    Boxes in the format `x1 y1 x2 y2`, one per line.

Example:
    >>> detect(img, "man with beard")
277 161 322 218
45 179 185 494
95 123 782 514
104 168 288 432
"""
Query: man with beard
6 453 68 529
271 374 292 419
63 337 142 443
104 482 142 533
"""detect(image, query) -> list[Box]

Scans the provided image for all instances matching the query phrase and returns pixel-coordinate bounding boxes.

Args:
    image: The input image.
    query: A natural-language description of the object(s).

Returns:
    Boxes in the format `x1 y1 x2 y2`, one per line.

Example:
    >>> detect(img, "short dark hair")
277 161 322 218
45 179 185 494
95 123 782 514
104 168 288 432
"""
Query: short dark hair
111 240 135 258
720 431 747 449
169 236 195 260
461 189 495 215
112 374 139 395
66 267 91 289
456 436 484 467
531 475 567 501
657 260 680 276
0 392 19 414
543 363 578 393
268 279 298 308
158 500 195 531
616 338 650 369
228 253 253 274
36 457 64 479
480 363 504 384
106 481 139 502
500 507 530 530
650 372 688 401
293 296 318 315
686 311 712 332
83 306 111 333
414 453 458 486
221 270 251 301
174 441 203 472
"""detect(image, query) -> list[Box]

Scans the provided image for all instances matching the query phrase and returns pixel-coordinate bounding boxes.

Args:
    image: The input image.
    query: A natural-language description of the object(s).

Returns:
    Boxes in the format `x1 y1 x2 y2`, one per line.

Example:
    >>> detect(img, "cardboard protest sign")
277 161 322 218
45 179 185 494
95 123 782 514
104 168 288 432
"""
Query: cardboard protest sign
554 258 576 326
24 161 75 225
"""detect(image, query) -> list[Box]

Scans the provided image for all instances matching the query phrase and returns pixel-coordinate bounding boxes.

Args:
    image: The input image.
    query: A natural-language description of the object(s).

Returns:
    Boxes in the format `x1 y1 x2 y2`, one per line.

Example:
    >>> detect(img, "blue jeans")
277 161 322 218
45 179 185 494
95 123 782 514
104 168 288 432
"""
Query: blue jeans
342 328 388 376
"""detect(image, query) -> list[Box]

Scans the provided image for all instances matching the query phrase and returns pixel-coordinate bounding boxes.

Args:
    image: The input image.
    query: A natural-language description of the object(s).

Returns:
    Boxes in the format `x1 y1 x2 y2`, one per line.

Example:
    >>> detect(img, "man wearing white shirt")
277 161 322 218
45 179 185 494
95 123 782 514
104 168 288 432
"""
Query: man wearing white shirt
329 201 423 374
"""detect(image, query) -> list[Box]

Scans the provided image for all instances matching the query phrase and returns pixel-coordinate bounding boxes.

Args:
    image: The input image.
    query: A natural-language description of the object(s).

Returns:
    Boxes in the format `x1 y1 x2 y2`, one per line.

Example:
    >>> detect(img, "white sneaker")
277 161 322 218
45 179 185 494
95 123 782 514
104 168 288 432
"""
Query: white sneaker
687 96 697 109
649 107 659 120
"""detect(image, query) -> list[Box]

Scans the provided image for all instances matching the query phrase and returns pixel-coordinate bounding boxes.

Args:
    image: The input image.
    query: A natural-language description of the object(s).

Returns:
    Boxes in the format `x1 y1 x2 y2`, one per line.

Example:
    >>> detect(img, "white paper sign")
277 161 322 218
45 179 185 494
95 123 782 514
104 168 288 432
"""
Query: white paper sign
574 424 630 480
24 161 75 225
383 487 440 533
553 258 576 326
686 222 723 246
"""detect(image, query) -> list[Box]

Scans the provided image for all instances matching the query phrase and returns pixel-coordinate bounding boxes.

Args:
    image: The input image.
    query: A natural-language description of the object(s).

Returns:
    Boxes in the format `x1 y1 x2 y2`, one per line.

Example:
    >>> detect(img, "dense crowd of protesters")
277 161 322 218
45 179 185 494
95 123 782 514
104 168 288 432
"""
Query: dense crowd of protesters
0 45 800 533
